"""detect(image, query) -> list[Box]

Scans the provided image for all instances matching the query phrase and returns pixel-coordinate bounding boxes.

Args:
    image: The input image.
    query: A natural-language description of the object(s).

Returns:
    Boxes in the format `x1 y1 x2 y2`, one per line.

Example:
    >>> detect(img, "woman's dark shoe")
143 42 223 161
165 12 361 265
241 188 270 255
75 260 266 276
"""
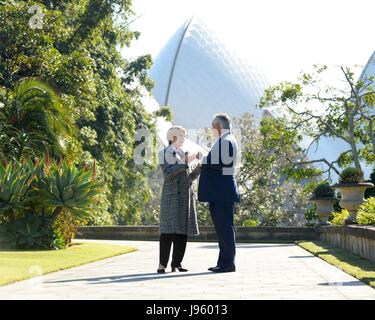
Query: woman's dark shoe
171 266 188 272
157 263 166 274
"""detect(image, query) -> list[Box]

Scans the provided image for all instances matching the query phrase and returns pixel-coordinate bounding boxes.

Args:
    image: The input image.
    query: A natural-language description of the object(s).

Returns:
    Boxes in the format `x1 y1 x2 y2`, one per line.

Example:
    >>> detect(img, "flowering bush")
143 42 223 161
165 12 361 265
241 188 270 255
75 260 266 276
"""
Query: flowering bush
357 198 375 226
330 209 349 225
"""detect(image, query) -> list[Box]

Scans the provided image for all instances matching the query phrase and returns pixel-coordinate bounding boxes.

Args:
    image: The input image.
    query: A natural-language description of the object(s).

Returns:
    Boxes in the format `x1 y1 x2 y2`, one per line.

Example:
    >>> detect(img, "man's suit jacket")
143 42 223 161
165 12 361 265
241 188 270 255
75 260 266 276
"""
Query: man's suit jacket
198 131 240 203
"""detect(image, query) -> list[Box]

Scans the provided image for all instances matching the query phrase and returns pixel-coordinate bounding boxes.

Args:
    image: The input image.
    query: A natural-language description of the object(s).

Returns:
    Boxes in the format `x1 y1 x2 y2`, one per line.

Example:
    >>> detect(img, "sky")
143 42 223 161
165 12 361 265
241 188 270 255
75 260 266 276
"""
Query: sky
123 0 375 85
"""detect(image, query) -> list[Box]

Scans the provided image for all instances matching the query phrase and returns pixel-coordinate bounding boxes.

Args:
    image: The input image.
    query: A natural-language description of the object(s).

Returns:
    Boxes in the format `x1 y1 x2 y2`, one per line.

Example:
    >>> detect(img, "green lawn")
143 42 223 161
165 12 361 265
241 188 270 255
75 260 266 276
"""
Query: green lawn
0 242 136 287
297 241 375 289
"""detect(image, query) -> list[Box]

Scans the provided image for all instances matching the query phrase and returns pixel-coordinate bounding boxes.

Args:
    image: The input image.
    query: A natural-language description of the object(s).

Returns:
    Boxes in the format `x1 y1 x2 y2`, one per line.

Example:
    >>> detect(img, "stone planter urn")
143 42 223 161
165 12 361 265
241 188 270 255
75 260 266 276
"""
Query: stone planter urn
333 183 374 224
309 197 339 225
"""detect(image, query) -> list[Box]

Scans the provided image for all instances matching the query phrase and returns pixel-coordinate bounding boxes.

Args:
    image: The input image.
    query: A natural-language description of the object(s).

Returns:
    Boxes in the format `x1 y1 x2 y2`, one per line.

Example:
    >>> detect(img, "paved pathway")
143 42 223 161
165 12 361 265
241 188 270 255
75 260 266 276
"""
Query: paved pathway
0 240 375 300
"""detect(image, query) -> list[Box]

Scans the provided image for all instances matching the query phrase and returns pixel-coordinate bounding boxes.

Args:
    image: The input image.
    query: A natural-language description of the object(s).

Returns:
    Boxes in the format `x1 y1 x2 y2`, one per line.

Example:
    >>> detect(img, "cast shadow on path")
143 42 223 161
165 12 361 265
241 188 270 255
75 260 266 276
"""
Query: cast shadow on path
45 271 215 285
318 281 369 287
199 243 295 249
288 255 315 258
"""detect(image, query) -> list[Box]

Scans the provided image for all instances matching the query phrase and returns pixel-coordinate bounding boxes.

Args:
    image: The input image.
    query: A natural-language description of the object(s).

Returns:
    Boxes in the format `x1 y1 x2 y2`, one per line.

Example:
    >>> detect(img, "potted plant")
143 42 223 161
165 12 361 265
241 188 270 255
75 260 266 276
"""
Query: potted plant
333 167 374 224
309 183 338 225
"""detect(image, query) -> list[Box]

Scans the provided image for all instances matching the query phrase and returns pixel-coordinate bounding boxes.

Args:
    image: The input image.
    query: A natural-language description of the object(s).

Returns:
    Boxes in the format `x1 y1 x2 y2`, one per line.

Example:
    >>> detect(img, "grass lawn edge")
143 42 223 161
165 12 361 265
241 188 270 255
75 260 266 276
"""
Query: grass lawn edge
296 240 375 289
0 242 137 287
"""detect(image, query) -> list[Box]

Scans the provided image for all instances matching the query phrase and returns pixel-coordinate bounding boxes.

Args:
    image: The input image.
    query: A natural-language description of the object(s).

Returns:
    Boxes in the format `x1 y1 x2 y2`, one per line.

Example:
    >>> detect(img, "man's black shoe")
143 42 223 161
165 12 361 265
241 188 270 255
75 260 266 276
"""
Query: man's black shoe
208 266 220 271
211 266 236 273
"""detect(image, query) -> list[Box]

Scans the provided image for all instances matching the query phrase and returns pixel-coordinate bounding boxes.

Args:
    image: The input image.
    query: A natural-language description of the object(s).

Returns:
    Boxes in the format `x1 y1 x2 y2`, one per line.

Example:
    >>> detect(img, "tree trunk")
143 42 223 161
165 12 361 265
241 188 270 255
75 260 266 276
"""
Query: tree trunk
368 118 375 155
348 110 362 171
51 206 64 227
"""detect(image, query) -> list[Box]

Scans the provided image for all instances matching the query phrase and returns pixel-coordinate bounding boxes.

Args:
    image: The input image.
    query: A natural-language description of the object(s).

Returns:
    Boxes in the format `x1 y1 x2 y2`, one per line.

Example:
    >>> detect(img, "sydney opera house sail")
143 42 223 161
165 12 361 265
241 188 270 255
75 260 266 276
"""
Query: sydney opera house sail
360 50 375 82
150 17 269 129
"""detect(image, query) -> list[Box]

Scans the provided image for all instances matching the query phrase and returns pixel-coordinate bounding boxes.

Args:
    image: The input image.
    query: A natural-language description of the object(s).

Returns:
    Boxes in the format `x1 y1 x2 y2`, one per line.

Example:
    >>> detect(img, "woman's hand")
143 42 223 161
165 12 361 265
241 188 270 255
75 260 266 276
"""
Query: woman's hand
185 152 200 163
196 151 203 160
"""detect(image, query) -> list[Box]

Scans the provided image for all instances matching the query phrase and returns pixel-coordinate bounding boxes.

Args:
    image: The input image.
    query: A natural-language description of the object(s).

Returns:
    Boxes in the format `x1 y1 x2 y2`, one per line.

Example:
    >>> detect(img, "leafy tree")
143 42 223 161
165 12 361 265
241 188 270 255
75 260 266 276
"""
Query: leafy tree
0 122 44 163
260 65 375 178
234 113 312 226
1 77 79 161
0 1 159 224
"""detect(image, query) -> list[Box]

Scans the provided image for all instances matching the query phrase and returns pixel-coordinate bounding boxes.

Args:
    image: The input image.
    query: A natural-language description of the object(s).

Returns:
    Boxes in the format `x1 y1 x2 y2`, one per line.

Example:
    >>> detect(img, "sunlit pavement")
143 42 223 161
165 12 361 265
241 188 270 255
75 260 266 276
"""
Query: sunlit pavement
0 240 375 300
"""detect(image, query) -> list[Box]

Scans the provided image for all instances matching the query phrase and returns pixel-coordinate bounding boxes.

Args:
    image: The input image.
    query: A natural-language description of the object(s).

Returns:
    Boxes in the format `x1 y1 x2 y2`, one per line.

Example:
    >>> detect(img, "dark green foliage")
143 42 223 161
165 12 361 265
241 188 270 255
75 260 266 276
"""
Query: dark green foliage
153 106 173 122
0 159 100 249
0 123 46 163
35 160 102 220
2 77 79 161
311 183 336 199
339 167 364 184
11 78 79 159
365 168 375 198
0 162 34 221
0 1 158 224
304 205 320 227
5 214 52 249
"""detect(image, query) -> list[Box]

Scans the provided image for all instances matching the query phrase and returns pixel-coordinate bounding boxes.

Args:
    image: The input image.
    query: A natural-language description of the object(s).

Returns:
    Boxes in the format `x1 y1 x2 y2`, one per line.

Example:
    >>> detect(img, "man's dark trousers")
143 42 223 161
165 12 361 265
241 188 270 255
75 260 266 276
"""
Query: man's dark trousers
209 202 236 269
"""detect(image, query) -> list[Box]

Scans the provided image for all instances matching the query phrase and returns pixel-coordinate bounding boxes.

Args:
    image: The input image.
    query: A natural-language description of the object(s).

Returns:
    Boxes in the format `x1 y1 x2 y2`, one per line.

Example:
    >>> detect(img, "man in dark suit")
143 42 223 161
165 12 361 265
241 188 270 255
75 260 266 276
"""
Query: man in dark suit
198 113 240 273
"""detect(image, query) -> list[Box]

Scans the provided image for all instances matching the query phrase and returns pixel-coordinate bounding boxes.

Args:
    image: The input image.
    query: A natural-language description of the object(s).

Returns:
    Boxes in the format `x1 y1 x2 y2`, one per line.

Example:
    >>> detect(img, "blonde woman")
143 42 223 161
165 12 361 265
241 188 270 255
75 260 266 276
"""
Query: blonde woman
157 126 201 273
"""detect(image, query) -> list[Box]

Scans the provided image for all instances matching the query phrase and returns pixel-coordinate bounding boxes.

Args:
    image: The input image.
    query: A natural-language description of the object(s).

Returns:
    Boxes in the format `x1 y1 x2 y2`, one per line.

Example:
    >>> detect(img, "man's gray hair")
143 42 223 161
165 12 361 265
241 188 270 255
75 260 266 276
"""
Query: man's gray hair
213 113 231 129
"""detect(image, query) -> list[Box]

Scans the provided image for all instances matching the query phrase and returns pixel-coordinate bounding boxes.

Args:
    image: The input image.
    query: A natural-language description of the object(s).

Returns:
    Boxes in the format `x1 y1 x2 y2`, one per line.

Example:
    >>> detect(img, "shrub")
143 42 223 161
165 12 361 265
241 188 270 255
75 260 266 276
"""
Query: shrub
36 160 101 223
0 158 100 249
5 214 52 249
242 218 258 227
0 161 34 221
357 197 375 226
53 209 80 249
311 183 336 199
330 209 349 225
304 204 321 227
339 167 364 184
365 168 375 199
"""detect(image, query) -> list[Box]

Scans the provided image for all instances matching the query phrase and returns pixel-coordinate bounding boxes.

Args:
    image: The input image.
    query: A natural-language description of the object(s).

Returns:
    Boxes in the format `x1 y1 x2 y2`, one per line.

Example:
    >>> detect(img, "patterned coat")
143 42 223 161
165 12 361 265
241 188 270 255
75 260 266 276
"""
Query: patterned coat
159 145 201 236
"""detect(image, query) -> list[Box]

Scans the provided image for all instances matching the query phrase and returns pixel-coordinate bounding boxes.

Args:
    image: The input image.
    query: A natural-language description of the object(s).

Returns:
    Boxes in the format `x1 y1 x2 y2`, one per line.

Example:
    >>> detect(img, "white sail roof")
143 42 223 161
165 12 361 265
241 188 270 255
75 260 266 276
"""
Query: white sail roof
149 16 268 129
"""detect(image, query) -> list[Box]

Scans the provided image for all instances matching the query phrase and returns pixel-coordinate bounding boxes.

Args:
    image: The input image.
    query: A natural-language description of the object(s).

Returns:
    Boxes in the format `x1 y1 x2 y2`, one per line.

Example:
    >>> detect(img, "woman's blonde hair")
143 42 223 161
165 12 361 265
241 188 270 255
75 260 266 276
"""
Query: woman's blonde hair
166 126 187 144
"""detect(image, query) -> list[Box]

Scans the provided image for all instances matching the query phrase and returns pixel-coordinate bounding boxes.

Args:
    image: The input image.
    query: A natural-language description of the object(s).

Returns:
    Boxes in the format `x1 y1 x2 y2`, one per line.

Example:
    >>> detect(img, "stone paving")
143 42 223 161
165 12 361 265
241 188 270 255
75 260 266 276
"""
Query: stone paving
0 240 375 300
